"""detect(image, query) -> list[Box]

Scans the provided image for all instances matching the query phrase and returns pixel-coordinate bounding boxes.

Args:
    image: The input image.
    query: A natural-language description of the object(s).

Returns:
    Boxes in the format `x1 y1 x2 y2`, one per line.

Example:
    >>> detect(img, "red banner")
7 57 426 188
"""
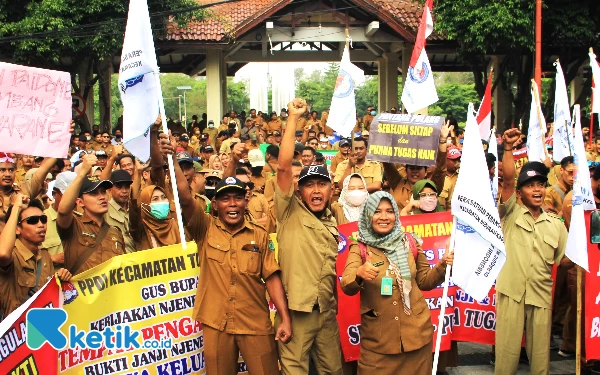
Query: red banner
585 211 600 360
336 212 496 362
0 277 61 375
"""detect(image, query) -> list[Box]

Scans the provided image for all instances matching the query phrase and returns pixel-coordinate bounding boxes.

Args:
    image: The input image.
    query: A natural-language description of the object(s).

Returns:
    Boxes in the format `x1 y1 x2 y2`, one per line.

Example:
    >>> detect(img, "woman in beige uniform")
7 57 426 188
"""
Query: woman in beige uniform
341 191 453 374
331 173 369 225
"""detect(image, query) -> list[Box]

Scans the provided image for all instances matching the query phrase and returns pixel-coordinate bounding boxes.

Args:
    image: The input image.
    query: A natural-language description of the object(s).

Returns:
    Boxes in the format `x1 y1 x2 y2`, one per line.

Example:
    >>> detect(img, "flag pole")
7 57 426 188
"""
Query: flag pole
154 72 188 249
576 266 582 375
432 216 456 374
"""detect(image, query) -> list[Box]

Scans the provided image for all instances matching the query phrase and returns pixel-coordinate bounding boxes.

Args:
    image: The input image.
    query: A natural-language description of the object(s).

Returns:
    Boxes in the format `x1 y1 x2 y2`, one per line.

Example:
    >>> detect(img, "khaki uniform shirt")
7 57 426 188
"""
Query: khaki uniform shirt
497 194 567 308
265 120 282 133
186 208 280 334
274 183 338 312
333 160 383 185
0 178 39 234
42 206 64 268
261 162 278 180
307 119 321 132
330 202 350 225
547 165 562 187
193 193 210 213
0 240 54 319
58 213 125 275
295 117 307 131
390 180 414 210
97 143 114 155
438 173 458 210
544 182 570 216
330 152 348 177
251 175 266 194
105 199 135 254
248 192 269 223
14 168 29 187
203 128 219 148
341 243 446 354
362 114 374 131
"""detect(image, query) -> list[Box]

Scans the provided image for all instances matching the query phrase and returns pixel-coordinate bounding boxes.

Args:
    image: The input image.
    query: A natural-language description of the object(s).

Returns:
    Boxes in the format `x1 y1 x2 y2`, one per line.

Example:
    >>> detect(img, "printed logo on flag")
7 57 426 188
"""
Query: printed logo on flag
408 62 430 83
119 75 144 94
334 70 355 98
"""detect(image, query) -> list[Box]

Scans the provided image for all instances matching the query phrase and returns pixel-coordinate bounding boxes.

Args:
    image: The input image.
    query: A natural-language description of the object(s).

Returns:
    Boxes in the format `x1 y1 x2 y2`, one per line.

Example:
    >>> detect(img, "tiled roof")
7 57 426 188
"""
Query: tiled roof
166 0 441 43
167 0 291 42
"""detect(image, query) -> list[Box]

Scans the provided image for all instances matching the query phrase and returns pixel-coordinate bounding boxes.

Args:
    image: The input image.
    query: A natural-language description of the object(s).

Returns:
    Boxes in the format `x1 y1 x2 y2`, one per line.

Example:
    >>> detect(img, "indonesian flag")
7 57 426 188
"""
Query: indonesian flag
589 49 600 114
409 0 434 69
476 72 492 140
401 0 438 113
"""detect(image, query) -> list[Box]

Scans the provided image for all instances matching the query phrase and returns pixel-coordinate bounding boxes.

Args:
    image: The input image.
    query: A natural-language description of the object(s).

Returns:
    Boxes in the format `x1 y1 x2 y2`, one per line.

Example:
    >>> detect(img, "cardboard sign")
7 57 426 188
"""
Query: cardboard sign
367 113 443 166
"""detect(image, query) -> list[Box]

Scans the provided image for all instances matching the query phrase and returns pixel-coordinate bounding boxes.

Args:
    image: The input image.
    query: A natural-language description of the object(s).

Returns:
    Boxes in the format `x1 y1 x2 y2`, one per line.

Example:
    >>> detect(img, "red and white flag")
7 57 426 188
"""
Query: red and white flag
476 72 492 140
401 0 438 113
589 49 600 114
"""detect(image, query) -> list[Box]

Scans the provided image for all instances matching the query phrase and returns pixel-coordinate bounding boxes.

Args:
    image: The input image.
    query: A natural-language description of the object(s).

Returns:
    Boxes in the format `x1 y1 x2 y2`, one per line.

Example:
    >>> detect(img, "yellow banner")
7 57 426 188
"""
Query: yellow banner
56 242 248 374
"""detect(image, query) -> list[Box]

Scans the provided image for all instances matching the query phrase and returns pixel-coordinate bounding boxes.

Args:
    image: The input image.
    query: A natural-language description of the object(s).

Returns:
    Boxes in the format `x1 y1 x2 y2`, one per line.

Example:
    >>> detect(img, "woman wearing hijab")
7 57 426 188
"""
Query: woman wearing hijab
400 179 445 216
209 154 222 171
341 191 453 374
129 185 187 250
331 173 369 224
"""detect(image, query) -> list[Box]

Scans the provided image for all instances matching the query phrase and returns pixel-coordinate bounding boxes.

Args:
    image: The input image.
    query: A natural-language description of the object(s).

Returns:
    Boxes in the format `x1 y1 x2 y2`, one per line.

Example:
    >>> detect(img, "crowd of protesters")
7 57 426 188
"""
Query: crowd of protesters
0 97 595 374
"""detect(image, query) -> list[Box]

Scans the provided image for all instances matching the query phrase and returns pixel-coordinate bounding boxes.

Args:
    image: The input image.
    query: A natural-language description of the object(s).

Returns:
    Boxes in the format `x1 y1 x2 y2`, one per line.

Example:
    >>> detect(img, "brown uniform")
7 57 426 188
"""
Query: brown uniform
341 242 446 374
307 119 321 132
105 199 135 254
494 194 567 375
334 160 382 186
362 114 374 131
0 178 40 234
96 143 114 155
547 165 561 187
330 202 349 225
274 183 342 375
57 213 125 275
247 192 269 223
186 205 281 375
250 174 266 194
438 173 458 210
544 182 570 215
295 116 308 131
0 240 54 319
265 120 282 133
261 162 278 180
42 206 64 268
330 152 348 177
14 168 29 187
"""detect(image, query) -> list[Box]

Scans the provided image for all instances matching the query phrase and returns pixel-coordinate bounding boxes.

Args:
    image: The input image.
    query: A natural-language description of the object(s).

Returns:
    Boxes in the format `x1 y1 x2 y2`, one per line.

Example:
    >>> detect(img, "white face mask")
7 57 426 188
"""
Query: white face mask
346 190 368 206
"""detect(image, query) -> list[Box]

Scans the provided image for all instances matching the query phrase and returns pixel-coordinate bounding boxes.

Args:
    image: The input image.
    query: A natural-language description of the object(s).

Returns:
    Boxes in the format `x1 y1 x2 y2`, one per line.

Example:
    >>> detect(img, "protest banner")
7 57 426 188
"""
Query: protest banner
58 242 249 375
336 212 455 362
0 62 72 158
513 147 529 170
585 211 600 360
0 277 61 375
366 113 443 166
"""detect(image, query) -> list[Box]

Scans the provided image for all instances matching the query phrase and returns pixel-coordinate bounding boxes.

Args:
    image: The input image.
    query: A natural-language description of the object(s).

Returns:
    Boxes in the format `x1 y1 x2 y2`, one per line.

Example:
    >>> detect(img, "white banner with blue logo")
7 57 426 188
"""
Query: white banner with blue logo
450 104 505 302
566 105 594 271
401 49 438 114
118 0 160 162
552 61 574 163
327 45 363 138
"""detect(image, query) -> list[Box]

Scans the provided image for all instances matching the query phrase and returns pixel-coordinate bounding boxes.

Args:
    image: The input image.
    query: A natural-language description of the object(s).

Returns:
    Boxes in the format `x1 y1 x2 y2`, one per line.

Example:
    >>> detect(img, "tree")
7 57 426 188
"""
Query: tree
295 63 339 113
0 0 209 131
355 77 378 116
428 84 479 124
227 78 250 113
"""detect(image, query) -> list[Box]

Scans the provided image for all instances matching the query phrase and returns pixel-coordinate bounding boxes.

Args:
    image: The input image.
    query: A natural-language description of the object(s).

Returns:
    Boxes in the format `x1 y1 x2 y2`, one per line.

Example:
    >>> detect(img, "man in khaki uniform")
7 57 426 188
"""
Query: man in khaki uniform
334 137 382 193
362 106 375 131
544 155 573 215
43 172 77 269
438 145 461 210
159 135 292 374
105 170 135 254
56 153 125 275
15 155 34 186
203 120 219 148
330 138 351 178
266 112 283 134
95 132 114 155
0 195 71 320
495 128 569 375
307 111 321 131
276 99 343 375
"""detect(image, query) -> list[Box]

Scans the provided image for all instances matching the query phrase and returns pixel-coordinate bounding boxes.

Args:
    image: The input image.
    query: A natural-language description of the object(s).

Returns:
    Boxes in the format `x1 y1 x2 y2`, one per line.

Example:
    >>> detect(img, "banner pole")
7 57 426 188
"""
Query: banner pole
432 216 456 374
154 72 188 249
576 266 582 375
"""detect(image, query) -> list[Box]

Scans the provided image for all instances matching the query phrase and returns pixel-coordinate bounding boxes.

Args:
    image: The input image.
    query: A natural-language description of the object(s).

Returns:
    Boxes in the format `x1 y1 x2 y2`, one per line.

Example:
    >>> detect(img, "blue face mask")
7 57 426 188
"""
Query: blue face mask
370 110 376 116
149 202 170 220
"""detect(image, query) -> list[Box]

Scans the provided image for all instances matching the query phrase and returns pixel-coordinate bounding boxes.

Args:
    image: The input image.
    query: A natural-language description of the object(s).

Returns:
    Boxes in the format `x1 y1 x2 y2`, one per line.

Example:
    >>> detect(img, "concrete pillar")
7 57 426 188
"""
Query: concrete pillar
378 57 388 112
570 66 584 105
78 61 95 128
206 49 226 123
98 59 113 132
383 52 400 111
491 56 511 131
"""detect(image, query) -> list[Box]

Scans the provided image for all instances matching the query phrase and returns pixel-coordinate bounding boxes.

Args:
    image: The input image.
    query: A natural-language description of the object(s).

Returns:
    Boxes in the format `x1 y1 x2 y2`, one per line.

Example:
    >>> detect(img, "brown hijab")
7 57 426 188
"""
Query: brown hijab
139 185 180 248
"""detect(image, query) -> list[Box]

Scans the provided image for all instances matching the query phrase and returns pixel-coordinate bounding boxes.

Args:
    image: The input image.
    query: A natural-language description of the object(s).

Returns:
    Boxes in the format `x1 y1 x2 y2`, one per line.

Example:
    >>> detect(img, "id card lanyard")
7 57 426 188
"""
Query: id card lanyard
381 265 393 296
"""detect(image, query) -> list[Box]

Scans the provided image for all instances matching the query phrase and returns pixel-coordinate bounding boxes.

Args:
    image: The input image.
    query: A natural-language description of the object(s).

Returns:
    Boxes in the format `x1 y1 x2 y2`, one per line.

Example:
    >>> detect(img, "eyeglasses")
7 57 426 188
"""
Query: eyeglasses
19 215 48 225
419 192 437 199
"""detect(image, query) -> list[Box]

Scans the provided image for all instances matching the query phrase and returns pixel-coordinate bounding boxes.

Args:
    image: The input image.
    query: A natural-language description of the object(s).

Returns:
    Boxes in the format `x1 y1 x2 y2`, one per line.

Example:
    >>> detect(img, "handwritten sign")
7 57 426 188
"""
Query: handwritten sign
0 62 72 158
367 113 443 166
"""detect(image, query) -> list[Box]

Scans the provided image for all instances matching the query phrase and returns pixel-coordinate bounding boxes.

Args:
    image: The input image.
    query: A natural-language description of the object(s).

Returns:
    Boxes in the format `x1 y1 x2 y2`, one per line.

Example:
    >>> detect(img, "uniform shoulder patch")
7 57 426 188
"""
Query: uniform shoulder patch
268 239 276 252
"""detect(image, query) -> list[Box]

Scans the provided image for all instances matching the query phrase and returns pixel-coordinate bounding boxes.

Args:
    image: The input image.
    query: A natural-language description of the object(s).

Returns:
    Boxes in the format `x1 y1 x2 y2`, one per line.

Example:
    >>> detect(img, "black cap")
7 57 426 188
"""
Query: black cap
517 161 549 188
215 176 246 197
110 170 132 184
201 145 214 153
172 131 181 136
485 152 496 169
200 133 209 140
339 138 351 147
34 156 44 162
176 152 193 164
180 134 190 141
79 176 113 196
294 143 305 155
295 130 303 137
95 150 108 158
298 165 331 184
78 134 87 142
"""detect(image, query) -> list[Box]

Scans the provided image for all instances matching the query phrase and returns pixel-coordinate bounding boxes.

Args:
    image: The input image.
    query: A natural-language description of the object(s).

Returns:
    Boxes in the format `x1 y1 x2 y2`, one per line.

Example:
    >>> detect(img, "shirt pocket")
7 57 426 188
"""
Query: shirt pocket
542 234 559 264
206 238 229 264
239 244 261 275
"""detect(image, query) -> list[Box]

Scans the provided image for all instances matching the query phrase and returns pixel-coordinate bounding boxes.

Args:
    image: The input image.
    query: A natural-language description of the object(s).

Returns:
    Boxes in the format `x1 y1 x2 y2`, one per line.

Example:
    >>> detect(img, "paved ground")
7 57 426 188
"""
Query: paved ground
449 341 576 375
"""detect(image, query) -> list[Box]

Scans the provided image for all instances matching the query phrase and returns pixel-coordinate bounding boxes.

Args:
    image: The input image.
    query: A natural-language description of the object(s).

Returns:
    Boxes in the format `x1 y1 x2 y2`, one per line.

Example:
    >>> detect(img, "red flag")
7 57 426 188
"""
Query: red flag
476 72 493 139
409 0 434 68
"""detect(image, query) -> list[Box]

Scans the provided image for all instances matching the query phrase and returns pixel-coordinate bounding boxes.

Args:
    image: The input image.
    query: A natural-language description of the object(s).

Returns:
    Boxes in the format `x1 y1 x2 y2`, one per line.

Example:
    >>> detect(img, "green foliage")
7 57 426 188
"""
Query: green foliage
295 63 339 113
227 78 250 113
428 84 479 123
355 77 378 116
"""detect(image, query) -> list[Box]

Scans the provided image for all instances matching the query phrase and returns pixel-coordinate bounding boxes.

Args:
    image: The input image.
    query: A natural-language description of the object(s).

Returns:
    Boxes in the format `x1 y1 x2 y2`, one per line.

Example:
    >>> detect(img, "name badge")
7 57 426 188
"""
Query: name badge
372 261 384 267
381 265 393 296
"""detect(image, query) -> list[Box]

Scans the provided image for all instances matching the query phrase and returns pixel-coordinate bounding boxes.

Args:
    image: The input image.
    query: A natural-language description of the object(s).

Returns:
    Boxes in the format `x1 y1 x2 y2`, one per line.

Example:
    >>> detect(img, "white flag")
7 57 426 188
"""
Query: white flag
118 0 161 162
401 49 438 114
328 45 363 137
527 81 547 163
488 133 499 205
566 105 594 271
589 50 600 114
553 61 574 163
450 104 506 301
